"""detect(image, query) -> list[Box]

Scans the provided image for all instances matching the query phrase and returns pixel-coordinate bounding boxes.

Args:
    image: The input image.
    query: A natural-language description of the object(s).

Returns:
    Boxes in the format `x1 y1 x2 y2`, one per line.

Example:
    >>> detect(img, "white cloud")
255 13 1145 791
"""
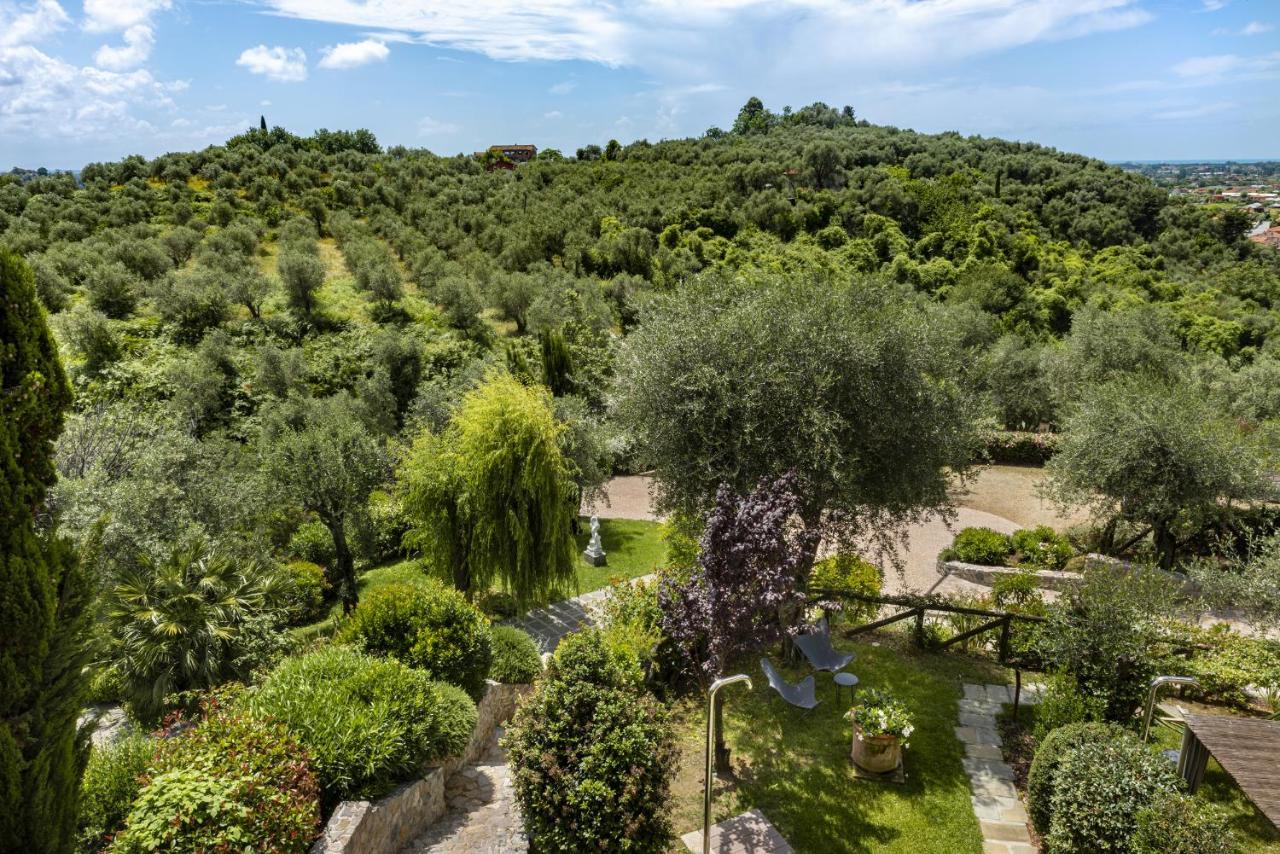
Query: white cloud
260 0 1152 74
318 38 390 69
549 80 576 94
260 99 272 106
94 24 154 70
1173 52 1280 82
1243 21 1273 36
1201 0 1229 10
0 0 70 48
544 109 562 118
83 0 171 32
0 43 182 139
417 115 459 135
236 45 308 82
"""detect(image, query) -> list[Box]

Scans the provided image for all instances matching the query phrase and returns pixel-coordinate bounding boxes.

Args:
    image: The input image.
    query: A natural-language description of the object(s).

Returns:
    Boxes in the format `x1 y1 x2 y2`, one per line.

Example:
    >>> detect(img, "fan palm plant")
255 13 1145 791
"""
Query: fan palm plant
105 537 286 723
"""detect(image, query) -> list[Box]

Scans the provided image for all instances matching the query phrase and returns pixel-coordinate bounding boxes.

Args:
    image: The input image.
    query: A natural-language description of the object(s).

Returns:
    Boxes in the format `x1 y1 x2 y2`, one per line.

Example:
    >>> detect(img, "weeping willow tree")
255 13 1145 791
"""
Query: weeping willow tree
399 374 577 608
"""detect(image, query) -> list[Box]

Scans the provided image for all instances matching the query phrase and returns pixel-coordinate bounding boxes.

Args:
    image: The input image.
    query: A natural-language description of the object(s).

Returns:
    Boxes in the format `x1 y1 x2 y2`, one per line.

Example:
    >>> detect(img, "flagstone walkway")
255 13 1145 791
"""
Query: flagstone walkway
958 682 1044 854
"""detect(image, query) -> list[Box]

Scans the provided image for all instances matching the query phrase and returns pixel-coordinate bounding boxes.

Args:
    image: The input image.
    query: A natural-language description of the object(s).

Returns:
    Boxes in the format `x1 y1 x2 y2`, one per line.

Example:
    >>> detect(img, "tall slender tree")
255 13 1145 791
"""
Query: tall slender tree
1 250 92 853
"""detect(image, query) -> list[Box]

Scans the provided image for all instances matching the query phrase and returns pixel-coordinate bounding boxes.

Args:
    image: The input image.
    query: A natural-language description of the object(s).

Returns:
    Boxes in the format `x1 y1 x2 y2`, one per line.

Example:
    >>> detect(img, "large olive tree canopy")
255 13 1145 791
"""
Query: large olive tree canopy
615 271 979 562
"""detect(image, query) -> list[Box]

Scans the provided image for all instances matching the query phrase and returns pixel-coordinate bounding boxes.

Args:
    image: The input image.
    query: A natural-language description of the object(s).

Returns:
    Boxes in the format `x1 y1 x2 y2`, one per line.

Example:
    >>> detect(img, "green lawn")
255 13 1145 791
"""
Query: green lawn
291 516 666 640
566 517 666 599
668 637 1007 853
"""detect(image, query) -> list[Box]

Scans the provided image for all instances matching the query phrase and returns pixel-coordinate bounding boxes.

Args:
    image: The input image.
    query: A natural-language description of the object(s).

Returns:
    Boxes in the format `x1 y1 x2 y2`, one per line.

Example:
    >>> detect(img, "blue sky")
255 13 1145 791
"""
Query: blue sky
1 0 1277 170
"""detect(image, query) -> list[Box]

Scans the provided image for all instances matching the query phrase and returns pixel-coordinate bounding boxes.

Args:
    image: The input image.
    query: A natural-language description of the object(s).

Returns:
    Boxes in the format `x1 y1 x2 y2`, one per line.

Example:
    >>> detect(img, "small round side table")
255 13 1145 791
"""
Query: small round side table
833 671 859 706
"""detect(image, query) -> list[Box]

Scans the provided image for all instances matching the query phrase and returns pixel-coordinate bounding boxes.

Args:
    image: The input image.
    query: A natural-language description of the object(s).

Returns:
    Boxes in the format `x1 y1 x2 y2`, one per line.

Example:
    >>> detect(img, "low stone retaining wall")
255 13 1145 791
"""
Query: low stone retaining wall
311 680 532 854
940 553 1198 595
938 559 1082 591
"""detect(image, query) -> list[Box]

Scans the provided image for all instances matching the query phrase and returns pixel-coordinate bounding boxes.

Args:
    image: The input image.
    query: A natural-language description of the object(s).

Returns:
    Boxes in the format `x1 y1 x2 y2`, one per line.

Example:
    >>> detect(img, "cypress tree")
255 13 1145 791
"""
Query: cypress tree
539 328 574 397
0 249 91 853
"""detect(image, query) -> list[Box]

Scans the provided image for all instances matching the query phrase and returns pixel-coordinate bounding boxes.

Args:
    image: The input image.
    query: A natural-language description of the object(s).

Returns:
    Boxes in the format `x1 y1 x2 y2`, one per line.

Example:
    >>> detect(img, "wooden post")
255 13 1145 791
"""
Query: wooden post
1013 670 1022 722
998 616 1012 664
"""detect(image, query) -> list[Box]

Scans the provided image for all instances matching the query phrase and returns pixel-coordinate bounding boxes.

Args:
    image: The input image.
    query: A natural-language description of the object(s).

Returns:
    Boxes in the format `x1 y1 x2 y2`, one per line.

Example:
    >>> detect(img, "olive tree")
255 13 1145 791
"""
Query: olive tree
1046 374 1272 569
260 394 386 612
615 272 978 572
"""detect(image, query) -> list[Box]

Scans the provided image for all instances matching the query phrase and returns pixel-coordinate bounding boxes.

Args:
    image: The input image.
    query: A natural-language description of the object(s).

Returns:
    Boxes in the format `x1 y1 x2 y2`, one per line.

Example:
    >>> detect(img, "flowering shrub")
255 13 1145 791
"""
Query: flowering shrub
846 688 914 745
112 695 321 853
982 429 1059 464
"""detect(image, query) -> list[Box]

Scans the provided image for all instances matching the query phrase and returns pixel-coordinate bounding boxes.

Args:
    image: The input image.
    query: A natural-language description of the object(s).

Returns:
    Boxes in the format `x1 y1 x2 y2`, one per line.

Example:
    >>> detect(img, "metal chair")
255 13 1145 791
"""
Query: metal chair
760 658 819 710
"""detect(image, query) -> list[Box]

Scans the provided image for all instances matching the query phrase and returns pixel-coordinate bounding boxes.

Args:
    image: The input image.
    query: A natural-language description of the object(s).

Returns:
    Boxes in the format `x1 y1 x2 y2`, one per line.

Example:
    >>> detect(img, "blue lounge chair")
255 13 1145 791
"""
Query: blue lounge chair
793 624 855 674
760 658 819 710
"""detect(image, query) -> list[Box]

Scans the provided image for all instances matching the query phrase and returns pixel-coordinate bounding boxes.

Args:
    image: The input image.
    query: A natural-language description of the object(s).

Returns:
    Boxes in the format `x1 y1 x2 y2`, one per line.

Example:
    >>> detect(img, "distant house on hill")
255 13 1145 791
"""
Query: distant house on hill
1249 227 1280 250
491 144 537 162
475 144 537 172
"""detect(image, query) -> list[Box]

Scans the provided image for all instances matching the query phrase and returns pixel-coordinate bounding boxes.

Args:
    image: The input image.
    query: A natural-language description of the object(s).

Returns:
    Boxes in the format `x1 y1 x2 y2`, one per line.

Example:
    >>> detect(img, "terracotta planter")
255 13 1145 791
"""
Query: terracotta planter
851 727 902 773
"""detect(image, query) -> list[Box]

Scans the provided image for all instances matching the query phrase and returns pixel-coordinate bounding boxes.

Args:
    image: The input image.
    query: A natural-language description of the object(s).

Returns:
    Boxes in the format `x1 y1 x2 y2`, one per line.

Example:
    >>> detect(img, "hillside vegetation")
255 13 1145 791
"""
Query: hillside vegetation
3 97 1278 616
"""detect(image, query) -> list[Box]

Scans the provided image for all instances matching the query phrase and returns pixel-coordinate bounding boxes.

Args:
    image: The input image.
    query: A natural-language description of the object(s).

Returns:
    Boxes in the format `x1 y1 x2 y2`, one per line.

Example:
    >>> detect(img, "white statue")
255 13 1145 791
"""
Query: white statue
583 514 607 566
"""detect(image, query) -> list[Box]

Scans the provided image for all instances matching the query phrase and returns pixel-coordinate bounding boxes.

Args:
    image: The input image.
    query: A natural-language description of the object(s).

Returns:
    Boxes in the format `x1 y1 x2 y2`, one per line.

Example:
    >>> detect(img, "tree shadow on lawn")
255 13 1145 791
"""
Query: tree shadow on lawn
704 640 998 853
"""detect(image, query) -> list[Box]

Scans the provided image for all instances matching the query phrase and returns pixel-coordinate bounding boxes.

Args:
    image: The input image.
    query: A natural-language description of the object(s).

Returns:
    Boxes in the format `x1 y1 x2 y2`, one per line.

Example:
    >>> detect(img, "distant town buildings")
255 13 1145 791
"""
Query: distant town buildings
1249 226 1280 251
475 144 538 171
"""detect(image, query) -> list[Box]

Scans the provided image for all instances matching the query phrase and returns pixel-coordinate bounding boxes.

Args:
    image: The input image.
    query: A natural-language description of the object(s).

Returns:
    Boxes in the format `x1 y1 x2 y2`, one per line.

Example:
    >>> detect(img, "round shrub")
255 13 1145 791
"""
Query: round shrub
246 646 477 805
336 581 493 699
112 701 320 853
808 553 883 623
489 626 542 684
281 560 329 624
289 520 335 568
942 527 1012 566
1027 720 1125 834
1133 791 1237 854
1045 737 1181 854
77 733 153 850
1011 525 1073 571
504 629 677 852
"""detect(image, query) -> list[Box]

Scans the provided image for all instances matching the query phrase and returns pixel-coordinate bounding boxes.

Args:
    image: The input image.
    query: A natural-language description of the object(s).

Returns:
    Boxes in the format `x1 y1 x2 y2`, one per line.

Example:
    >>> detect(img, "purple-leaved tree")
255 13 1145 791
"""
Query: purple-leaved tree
659 472 817 770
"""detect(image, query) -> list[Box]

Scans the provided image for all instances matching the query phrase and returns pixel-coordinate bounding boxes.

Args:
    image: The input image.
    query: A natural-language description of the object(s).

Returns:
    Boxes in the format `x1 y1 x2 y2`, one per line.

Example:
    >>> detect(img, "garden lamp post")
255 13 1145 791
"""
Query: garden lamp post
703 673 752 854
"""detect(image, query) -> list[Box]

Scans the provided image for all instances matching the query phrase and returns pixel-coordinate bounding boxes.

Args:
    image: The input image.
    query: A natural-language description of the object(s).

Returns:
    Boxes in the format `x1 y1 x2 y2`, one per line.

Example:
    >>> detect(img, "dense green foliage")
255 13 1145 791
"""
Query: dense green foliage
488 625 543 684
1132 791 1238 854
335 580 493 698
113 701 320 853
0 249 91 853
76 733 153 851
504 629 678 852
246 646 476 805
616 273 978 563
940 527 1012 565
1027 721 1127 834
399 374 577 607
104 538 292 723
807 553 884 623
1045 736 1181 854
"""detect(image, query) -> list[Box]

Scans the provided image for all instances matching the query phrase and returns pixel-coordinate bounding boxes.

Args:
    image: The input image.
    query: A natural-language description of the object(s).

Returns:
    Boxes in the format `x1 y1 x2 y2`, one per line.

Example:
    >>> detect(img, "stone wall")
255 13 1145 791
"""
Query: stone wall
311 680 532 854
938 558 1082 591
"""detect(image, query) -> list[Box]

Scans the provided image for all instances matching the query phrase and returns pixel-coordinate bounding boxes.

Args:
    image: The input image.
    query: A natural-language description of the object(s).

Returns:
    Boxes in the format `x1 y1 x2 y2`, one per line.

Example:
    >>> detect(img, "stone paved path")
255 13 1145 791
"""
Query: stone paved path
402 726 527 854
957 682 1044 854
507 587 611 654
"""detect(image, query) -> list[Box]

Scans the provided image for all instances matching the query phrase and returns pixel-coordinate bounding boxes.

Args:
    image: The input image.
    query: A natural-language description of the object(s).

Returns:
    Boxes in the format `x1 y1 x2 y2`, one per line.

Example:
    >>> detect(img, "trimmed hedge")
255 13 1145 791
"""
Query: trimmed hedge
246 646 477 805
336 580 493 699
1027 721 1125 834
504 629 677 852
1045 736 1181 854
488 626 542 684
